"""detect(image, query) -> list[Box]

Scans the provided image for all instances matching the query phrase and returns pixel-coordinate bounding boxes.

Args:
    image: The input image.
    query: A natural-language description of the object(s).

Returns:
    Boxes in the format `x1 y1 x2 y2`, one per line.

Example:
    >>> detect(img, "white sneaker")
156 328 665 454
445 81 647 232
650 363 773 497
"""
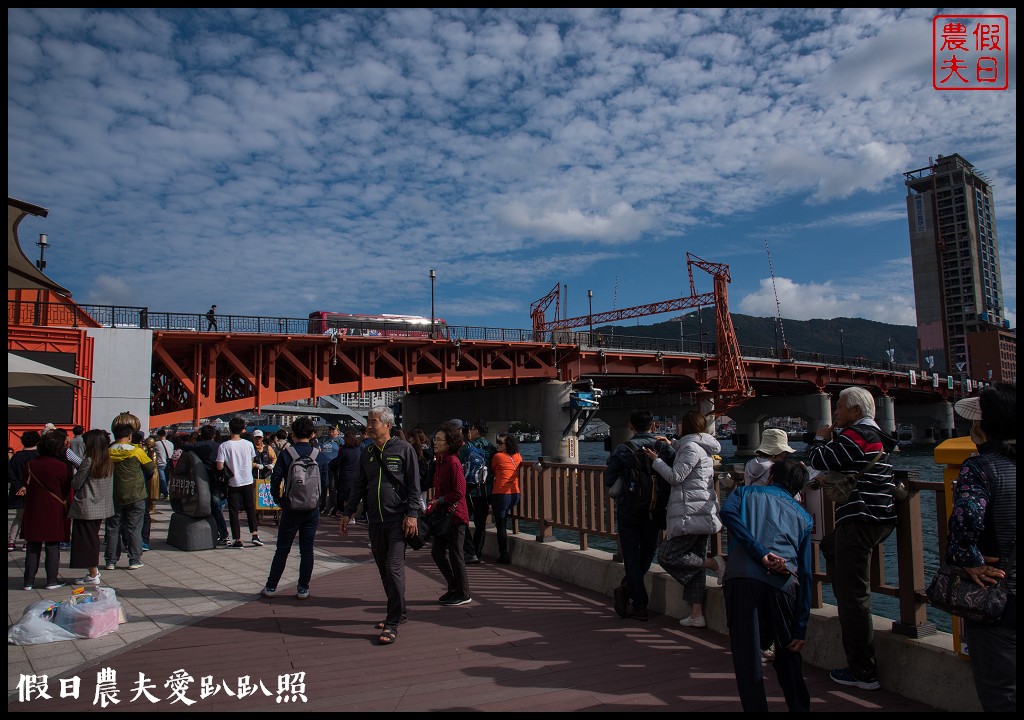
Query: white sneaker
711 555 726 581
261 586 277 598
679 615 707 628
76 574 101 585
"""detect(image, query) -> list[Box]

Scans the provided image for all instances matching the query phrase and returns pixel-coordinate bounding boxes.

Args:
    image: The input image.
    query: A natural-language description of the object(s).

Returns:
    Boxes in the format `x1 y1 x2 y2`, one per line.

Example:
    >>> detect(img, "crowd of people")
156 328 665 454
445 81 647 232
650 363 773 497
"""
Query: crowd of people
7 385 1015 711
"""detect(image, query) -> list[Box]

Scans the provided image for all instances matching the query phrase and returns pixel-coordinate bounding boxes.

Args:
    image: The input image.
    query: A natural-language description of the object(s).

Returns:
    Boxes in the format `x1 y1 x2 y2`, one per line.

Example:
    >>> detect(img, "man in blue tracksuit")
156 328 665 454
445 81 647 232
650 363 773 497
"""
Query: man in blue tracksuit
720 459 813 713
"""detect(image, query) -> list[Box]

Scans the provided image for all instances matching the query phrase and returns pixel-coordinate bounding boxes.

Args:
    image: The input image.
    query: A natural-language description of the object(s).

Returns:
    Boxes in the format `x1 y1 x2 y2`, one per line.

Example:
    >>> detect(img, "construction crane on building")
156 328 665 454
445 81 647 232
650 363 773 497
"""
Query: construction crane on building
530 253 754 412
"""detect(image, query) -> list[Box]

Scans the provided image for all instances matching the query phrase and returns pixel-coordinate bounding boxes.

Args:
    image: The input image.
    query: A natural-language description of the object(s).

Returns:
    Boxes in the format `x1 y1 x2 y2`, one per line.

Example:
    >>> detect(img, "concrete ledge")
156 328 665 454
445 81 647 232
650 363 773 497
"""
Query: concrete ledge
483 530 981 712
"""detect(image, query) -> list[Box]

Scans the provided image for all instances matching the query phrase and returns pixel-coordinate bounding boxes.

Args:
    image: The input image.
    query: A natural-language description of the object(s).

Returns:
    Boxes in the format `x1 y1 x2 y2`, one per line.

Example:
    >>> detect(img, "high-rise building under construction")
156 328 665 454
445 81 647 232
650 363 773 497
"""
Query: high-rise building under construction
903 153 1015 383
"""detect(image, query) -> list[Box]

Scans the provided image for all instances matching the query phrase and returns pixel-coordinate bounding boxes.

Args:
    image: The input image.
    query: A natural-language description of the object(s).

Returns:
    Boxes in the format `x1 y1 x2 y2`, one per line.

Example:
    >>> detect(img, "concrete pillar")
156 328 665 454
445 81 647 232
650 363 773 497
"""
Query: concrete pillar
699 396 716 435
936 402 955 440
600 408 633 454
734 420 764 456
538 380 576 463
808 393 832 435
910 422 933 444
876 395 896 436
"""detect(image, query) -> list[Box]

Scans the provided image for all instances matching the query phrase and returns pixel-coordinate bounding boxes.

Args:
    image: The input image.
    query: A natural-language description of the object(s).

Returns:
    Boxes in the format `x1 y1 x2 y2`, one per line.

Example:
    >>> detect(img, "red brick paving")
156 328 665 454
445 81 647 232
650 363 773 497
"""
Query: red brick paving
9 522 937 712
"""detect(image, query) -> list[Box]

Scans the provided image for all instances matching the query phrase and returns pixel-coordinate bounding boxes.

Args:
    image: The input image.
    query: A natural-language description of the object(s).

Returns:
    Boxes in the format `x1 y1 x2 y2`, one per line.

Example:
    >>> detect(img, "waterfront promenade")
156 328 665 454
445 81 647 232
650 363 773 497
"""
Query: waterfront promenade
8 505 936 712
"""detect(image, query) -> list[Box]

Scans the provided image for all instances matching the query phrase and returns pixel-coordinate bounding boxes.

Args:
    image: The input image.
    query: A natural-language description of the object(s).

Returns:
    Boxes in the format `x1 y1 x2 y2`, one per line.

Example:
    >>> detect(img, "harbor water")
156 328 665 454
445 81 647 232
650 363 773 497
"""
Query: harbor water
516 439 953 633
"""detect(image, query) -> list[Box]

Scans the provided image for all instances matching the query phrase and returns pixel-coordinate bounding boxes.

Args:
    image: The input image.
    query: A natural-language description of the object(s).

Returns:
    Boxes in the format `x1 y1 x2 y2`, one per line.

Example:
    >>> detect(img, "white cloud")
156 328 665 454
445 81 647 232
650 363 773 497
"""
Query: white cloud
739 276 917 326
495 201 653 243
5 8 1015 331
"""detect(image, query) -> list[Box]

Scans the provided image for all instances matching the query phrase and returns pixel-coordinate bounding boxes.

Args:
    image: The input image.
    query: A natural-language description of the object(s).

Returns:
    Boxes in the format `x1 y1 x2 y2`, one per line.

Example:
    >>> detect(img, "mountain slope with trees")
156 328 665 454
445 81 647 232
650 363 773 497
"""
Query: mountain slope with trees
597 309 918 365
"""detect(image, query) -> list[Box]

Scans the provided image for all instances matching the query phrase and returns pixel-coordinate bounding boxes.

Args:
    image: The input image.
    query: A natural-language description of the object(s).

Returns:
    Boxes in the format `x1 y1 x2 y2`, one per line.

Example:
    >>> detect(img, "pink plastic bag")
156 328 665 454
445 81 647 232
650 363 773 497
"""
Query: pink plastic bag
52 586 125 639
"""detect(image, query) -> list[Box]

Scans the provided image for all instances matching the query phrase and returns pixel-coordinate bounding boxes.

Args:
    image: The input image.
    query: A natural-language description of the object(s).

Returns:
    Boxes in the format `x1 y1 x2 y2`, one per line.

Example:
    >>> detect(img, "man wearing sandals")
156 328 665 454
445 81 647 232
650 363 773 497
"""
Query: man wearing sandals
340 406 421 645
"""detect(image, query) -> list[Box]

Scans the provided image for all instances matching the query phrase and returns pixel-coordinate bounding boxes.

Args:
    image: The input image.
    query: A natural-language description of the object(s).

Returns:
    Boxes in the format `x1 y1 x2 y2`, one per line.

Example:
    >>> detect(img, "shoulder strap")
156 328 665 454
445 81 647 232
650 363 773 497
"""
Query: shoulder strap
286 446 299 461
856 451 885 479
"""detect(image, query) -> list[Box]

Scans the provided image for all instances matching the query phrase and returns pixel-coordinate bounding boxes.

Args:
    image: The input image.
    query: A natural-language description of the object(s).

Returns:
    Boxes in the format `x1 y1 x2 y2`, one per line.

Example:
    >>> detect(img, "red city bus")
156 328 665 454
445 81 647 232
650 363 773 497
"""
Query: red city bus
307 311 448 338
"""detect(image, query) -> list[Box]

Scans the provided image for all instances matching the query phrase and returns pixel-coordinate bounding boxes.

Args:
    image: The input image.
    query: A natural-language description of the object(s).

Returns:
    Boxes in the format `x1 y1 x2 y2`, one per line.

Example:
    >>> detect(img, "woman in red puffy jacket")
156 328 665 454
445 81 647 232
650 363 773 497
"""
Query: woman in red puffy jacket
427 422 472 606
22 432 74 590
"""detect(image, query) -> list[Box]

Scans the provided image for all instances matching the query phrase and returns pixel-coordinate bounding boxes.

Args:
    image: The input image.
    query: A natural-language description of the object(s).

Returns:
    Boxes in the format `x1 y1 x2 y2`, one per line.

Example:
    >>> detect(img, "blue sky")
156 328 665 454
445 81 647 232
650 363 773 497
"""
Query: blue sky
7 8 1017 333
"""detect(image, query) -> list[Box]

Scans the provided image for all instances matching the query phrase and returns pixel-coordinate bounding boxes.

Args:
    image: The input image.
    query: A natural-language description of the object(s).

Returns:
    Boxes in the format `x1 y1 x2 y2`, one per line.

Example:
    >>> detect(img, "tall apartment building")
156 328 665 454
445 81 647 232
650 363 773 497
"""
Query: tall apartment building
903 153 1015 382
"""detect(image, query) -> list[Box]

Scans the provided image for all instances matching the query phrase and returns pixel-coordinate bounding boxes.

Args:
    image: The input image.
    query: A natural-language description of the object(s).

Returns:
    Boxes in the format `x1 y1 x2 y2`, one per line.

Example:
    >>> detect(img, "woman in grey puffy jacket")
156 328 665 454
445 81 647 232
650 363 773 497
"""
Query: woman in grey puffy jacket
643 410 725 628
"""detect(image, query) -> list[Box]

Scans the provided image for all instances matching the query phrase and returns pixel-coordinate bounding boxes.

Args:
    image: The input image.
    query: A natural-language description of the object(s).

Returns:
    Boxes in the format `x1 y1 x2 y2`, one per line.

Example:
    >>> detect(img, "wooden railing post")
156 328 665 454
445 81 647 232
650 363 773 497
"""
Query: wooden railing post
891 476 935 637
535 460 555 543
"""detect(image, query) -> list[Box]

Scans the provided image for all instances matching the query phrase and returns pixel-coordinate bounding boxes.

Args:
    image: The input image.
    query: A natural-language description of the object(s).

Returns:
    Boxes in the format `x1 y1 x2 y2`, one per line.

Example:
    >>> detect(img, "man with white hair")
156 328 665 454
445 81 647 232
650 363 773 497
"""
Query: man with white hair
807 386 899 691
340 406 420 645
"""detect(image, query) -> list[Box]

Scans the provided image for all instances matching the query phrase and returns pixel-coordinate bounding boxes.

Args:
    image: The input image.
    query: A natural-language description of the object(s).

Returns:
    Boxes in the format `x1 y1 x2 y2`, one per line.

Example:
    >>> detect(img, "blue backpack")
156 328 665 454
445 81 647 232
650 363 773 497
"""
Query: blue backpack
462 444 489 498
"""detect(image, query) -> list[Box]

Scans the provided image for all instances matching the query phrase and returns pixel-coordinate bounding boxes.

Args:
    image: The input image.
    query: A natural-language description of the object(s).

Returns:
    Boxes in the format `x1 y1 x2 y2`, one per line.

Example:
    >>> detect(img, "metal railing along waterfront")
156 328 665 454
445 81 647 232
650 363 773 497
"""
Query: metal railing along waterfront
11 300 925 375
510 459 947 638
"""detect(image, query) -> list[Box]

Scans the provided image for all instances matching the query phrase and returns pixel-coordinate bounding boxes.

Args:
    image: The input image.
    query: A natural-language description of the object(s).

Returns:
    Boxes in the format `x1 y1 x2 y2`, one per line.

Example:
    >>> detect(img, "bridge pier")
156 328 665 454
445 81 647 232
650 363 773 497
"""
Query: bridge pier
729 393 832 457
598 392 713 451
876 395 896 436
895 401 956 445
402 380 579 463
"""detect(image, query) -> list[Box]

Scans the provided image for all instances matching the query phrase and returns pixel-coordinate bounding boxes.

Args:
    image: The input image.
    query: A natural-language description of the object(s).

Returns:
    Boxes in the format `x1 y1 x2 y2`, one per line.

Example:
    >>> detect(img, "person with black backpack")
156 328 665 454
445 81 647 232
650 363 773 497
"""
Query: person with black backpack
261 416 321 601
603 409 674 621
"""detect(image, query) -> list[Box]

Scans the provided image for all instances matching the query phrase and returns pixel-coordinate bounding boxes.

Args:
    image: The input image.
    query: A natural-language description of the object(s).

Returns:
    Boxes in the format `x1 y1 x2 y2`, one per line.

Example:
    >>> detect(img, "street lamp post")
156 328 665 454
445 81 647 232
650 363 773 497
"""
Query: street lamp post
839 327 845 365
35 234 49 270
429 269 436 338
587 289 593 341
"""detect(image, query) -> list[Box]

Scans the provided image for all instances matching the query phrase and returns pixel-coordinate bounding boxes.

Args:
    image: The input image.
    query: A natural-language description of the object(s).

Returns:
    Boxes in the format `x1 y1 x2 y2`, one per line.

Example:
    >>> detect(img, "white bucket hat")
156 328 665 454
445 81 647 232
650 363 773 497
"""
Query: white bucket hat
954 397 982 421
756 428 795 456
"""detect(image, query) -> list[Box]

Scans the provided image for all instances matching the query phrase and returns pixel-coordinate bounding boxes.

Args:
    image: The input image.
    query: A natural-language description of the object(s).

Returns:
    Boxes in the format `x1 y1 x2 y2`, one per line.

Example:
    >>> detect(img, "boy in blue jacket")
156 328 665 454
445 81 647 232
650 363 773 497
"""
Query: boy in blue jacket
720 459 813 713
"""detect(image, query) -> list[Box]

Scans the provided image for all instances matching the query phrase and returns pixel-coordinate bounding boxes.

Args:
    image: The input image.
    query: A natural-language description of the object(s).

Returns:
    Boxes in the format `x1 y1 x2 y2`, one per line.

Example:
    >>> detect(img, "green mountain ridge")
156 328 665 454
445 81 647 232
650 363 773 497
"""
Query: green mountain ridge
597 309 918 365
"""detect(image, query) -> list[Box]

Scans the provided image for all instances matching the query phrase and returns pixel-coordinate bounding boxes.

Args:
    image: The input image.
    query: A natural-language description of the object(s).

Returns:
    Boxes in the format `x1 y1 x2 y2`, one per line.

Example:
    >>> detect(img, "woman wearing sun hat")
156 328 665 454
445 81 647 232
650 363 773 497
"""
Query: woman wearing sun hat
743 429 795 486
947 383 1016 711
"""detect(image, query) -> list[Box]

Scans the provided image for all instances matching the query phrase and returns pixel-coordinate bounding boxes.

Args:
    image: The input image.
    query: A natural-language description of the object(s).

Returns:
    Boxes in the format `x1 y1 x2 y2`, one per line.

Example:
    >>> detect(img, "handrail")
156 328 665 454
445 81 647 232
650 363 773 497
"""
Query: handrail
513 460 943 638
9 299 946 376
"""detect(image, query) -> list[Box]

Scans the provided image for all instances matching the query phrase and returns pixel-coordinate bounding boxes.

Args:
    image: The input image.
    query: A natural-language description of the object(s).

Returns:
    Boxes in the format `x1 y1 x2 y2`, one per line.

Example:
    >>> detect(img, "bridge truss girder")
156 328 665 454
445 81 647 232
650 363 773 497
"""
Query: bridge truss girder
150 333 565 426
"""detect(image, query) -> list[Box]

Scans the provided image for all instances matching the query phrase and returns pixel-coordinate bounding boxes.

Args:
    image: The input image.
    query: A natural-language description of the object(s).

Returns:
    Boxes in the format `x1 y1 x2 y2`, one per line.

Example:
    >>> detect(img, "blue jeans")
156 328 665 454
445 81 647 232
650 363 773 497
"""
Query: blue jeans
616 506 660 611
211 496 228 540
490 493 520 558
157 465 169 497
265 508 319 591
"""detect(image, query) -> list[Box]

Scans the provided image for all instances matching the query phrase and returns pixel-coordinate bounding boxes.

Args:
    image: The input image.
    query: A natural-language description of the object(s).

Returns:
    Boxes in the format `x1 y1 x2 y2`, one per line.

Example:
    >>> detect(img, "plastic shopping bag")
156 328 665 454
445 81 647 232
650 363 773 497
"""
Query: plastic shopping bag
8 586 126 645
52 586 125 639
7 601 81 645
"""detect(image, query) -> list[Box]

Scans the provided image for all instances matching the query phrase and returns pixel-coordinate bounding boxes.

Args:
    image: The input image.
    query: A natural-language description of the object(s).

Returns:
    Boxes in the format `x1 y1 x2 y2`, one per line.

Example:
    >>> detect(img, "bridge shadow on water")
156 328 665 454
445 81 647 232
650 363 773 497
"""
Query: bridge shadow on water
14 523 934 713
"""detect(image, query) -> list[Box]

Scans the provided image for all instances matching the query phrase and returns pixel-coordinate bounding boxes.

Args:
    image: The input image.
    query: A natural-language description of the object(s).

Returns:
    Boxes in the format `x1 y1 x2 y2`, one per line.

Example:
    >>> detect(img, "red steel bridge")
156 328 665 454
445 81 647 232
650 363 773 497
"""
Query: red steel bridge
10 297 958 430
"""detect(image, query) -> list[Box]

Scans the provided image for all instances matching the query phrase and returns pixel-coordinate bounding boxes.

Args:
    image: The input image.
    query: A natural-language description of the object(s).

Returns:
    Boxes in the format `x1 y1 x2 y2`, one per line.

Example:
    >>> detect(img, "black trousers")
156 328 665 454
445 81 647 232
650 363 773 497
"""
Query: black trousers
432 524 470 597
724 577 810 713
462 494 489 558
227 484 258 539
369 520 408 631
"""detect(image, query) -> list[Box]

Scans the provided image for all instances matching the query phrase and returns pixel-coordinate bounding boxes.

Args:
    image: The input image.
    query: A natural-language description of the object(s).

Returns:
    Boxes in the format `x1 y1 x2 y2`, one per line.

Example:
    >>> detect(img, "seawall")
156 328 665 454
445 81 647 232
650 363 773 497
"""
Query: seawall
485 530 982 712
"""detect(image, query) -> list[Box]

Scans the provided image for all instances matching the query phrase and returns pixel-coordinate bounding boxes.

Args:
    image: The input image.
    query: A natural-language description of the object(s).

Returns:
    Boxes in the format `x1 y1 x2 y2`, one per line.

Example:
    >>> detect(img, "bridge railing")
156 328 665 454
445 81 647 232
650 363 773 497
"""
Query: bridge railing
11 300 925 375
513 460 943 636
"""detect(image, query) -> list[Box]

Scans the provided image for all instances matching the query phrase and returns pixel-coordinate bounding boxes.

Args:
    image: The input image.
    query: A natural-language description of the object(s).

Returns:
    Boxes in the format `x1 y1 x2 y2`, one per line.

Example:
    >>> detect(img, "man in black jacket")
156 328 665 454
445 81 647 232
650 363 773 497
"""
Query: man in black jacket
340 406 420 644
603 409 672 621
262 416 320 600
